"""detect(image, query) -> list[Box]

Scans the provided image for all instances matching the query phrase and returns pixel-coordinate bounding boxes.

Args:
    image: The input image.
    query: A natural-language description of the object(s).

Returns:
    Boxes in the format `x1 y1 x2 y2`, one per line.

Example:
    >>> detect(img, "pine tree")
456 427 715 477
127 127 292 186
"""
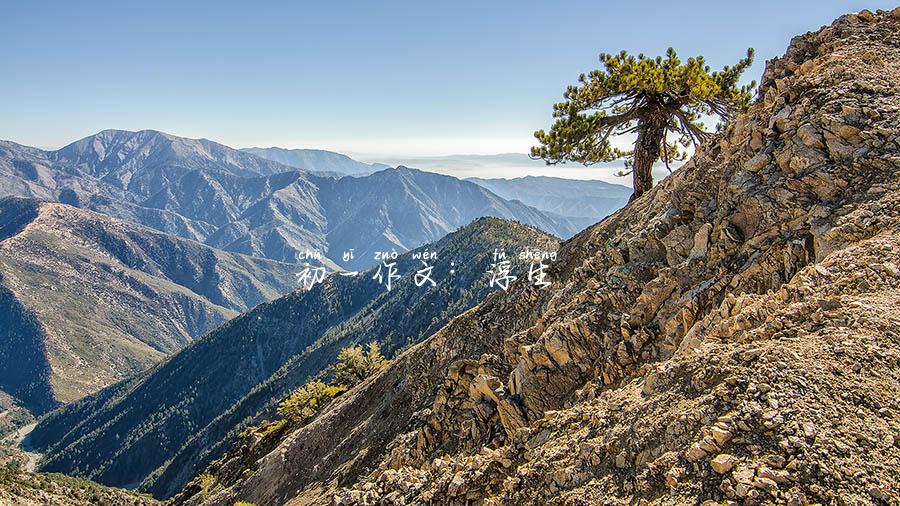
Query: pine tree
532 48 756 199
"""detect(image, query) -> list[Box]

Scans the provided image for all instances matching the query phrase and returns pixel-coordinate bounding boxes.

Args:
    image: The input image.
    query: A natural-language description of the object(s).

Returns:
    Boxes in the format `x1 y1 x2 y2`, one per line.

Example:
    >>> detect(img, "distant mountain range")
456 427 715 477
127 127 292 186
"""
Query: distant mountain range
466 175 631 230
370 152 673 183
28 218 558 499
241 147 389 176
0 197 299 413
243 150 631 234
0 129 578 270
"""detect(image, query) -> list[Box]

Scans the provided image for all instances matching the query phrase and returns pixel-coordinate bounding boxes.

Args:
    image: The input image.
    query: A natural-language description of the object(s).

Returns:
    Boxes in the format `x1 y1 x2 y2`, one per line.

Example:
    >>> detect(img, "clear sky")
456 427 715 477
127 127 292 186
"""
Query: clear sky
2 1 895 157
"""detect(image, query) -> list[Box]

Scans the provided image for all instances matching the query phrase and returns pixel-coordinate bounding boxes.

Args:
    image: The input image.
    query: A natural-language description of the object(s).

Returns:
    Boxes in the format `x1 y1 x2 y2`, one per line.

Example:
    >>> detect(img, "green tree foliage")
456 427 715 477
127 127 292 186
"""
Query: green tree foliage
333 342 388 388
532 48 756 199
198 472 218 498
276 380 347 426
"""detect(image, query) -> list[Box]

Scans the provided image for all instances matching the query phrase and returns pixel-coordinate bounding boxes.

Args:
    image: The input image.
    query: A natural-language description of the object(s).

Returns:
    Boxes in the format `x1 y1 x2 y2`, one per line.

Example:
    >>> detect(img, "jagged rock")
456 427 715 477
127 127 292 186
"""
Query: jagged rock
689 223 713 259
743 152 770 172
711 427 732 447
710 454 738 474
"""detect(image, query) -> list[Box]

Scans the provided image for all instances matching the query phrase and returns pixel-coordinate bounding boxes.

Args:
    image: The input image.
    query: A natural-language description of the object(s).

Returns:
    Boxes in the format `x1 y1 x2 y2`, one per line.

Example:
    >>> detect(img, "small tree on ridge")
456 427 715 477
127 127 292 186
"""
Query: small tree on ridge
532 48 756 200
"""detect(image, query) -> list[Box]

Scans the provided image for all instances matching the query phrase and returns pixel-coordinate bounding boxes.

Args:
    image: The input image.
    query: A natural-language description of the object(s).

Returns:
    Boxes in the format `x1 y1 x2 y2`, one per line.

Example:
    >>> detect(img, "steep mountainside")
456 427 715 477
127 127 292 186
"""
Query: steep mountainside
0 131 574 269
175 10 900 505
28 218 558 499
467 175 632 231
241 147 389 176
0 197 299 411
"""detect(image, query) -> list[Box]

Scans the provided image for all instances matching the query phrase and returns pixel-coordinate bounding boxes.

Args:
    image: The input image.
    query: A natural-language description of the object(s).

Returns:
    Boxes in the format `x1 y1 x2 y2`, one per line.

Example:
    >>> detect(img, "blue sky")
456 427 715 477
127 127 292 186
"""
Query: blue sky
2 1 895 158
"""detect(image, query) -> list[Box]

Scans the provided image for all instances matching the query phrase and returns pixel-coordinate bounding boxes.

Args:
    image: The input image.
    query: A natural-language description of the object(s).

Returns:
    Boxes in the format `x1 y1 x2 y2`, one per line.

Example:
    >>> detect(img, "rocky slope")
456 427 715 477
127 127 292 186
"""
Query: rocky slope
0 197 299 411
1 131 575 269
181 10 900 505
27 218 558 499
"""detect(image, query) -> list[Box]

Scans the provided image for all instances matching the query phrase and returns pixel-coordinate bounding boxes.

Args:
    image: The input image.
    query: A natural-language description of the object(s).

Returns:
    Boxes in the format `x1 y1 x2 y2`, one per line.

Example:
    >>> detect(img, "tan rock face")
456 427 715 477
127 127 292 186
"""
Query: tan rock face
710 453 738 474
184 10 900 506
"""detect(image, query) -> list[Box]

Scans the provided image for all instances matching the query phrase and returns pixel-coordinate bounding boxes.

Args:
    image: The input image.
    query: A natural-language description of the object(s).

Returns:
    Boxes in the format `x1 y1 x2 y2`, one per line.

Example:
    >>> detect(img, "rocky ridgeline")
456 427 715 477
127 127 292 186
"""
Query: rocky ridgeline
187 9 900 506
335 9 900 506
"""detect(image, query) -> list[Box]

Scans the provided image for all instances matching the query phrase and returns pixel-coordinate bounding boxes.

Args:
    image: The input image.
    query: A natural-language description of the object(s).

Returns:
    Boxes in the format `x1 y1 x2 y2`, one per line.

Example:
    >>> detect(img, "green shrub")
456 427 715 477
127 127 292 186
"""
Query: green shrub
198 472 217 498
276 381 346 426
274 342 388 430
256 418 288 437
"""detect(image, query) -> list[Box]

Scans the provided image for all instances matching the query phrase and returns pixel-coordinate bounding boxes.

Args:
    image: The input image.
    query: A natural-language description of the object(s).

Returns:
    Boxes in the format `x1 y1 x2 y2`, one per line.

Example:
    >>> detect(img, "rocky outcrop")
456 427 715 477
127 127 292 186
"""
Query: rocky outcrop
189 9 900 505
342 230 900 505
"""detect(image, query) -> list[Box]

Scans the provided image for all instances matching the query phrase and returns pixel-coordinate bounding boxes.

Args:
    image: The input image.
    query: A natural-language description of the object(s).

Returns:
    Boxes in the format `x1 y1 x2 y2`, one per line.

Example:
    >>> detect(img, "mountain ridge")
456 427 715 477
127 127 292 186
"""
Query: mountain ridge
466 175 632 231
0 196 300 411
241 146 389 176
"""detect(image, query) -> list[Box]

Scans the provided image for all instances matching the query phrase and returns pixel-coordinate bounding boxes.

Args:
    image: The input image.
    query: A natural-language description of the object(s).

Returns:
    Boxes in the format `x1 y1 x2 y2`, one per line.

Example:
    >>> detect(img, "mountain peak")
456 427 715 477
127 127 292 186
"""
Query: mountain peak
45 129 305 196
88 128 209 143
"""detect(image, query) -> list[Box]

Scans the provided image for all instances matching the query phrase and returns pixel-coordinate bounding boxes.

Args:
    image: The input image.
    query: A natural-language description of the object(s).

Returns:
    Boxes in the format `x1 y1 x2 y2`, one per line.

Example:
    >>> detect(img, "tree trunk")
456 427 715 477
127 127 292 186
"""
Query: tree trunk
630 114 666 201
